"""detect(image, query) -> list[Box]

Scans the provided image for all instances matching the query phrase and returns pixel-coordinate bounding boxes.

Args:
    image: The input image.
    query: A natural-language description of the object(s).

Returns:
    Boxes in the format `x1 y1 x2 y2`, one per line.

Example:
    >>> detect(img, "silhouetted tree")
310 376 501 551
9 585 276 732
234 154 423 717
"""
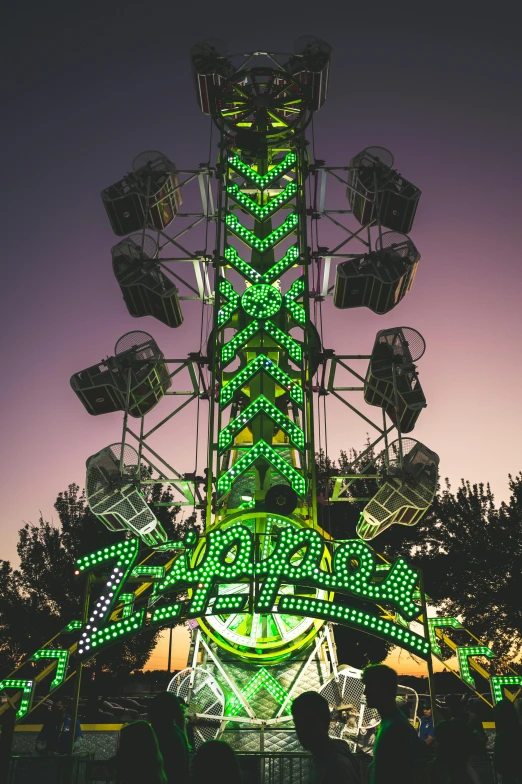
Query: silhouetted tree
0 481 199 676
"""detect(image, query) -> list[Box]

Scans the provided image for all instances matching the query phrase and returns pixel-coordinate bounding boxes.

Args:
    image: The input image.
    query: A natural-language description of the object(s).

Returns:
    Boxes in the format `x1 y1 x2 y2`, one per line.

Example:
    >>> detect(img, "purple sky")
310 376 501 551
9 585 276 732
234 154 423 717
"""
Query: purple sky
2 0 521 589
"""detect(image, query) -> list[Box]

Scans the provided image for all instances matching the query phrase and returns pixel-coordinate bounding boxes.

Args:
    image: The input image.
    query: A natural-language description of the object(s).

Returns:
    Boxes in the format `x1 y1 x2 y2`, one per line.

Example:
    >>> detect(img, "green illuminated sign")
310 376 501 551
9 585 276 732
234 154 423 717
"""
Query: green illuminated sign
241 284 282 319
226 212 299 253
68 521 430 661
29 650 69 691
220 354 303 409
216 440 306 497
284 278 306 324
427 617 463 657
62 620 82 632
490 676 522 705
221 319 302 366
76 538 139 657
457 645 496 687
218 278 240 327
218 395 305 453
227 180 297 221
226 667 290 716
0 679 35 720
224 245 300 284
228 152 297 190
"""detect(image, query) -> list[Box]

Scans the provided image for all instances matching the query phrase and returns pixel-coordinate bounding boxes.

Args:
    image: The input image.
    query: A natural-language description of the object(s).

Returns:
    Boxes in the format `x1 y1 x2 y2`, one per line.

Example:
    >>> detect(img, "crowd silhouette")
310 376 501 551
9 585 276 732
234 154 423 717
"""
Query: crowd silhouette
104 669 521 784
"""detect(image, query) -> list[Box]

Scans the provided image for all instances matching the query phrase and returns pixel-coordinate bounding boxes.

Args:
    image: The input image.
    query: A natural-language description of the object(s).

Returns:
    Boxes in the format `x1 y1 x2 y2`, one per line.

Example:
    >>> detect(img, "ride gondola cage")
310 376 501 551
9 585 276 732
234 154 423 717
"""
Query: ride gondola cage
284 36 332 112
86 442 168 547
356 438 439 541
70 330 171 418
334 231 420 314
347 146 421 235
101 150 182 237
191 39 235 115
364 327 427 433
112 234 183 328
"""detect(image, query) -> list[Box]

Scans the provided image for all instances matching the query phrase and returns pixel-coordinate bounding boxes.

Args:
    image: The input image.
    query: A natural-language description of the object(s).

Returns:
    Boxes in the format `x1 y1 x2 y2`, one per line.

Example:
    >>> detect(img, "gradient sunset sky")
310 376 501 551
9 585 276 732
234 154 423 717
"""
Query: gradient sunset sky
2 1 521 672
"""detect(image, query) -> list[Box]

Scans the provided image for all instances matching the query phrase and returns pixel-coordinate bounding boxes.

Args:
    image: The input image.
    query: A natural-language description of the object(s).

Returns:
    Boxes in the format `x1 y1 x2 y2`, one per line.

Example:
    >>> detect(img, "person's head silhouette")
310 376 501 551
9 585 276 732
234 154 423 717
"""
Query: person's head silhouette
117 721 167 784
148 691 185 732
291 691 331 753
434 719 470 769
192 740 241 784
494 698 520 734
362 664 398 717
445 693 465 718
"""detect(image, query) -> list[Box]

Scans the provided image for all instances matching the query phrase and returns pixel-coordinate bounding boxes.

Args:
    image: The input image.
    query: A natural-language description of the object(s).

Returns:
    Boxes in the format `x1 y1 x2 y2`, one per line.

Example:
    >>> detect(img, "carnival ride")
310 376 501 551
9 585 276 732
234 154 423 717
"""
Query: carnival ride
1 36 520 753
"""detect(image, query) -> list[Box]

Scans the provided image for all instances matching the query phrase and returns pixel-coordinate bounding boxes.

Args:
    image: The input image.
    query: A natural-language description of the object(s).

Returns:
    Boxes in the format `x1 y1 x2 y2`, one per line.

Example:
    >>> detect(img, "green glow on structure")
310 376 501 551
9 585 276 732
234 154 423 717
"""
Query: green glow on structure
0 679 35 720
119 593 136 619
76 538 138 572
87 610 145 651
29 650 69 692
76 538 139 658
226 212 299 253
263 320 302 363
427 617 463 657
226 667 290 716
220 354 303 409
131 566 165 580
241 284 282 319
63 522 422 654
218 279 240 327
279 596 430 658
457 645 496 687
154 541 185 551
490 676 522 705
254 527 420 619
217 440 306 497
62 620 82 633
222 320 260 365
213 594 248 613
152 603 182 624
284 278 306 325
218 395 305 453
227 181 297 221
224 245 300 285
228 152 297 190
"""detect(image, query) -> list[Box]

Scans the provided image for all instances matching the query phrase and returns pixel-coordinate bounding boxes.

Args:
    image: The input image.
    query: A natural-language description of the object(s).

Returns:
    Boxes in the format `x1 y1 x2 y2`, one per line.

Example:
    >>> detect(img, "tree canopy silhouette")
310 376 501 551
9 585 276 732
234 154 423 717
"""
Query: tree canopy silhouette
0 480 198 677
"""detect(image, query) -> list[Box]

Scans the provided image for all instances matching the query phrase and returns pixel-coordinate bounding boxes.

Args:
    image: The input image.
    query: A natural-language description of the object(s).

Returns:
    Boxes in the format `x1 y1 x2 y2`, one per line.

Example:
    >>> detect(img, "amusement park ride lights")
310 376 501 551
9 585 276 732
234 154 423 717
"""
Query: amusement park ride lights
2 35 521 740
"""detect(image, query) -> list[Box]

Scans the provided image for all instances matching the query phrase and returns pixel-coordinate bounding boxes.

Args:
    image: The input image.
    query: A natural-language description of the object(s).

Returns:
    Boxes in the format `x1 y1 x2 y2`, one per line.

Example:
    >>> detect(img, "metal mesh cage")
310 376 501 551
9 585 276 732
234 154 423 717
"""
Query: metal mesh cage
375 231 419 261
191 40 235 115
286 36 332 111
320 668 380 753
70 359 125 417
125 232 159 259
354 147 395 189
71 332 171 418
333 234 420 314
168 667 225 748
102 150 182 236
112 241 183 328
132 150 175 176
347 147 420 234
114 330 156 356
363 327 427 433
85 443 167 545
357 438 439 540
358 146 395 168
